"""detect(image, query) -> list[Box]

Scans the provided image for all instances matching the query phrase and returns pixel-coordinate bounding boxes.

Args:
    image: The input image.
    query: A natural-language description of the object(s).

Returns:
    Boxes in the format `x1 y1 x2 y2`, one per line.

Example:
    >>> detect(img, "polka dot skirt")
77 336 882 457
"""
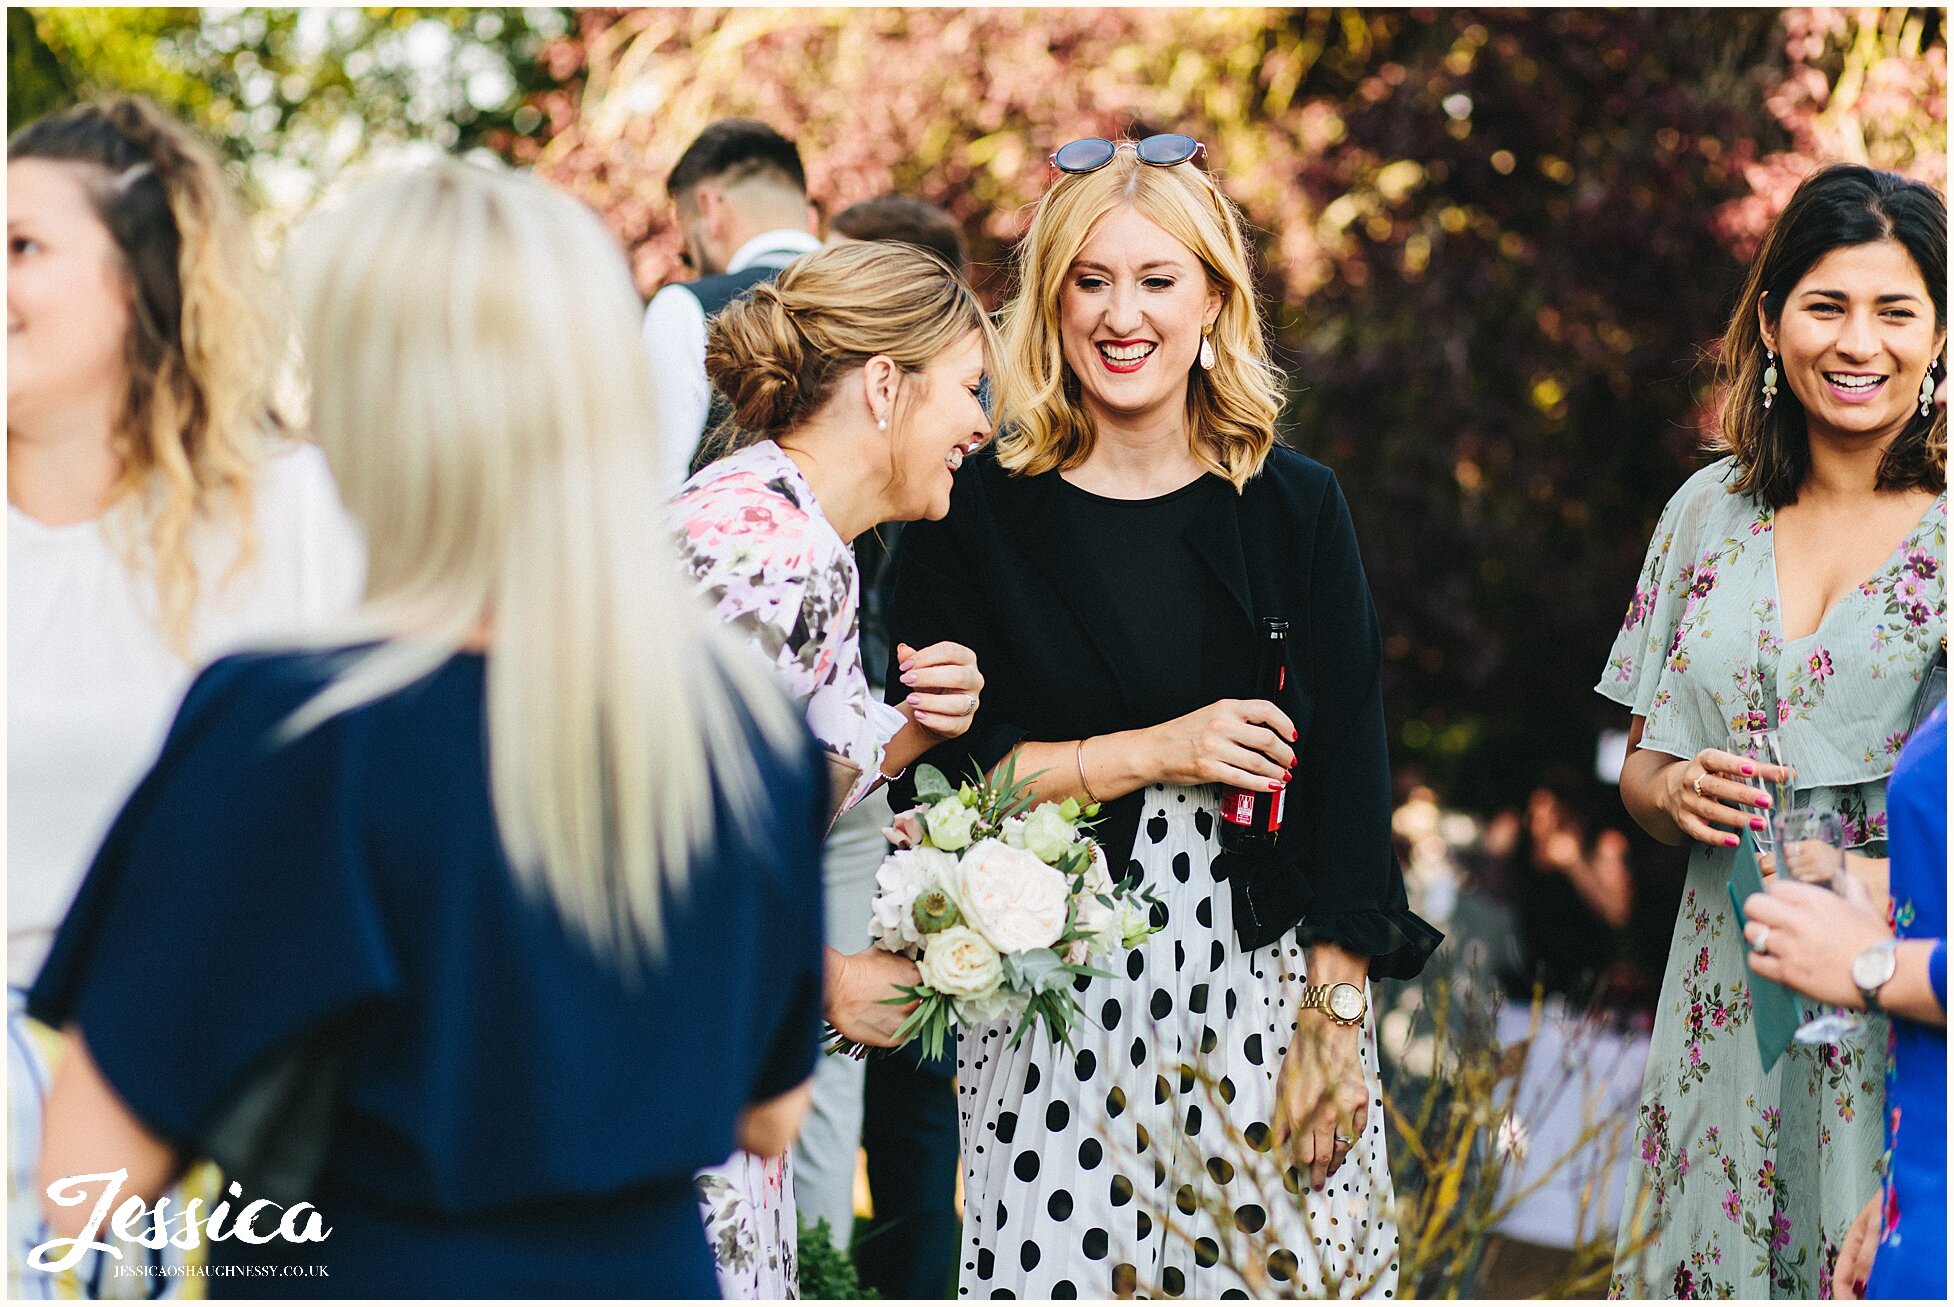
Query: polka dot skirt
954 784 1400 1299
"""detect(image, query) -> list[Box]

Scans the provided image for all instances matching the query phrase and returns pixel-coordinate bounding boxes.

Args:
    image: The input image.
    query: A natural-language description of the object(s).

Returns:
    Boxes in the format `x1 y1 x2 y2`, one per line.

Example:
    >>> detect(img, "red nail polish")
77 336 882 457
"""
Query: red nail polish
1282 770 1292 782
1741 762 1755 776
1750 816 1765 830
1726 835 1740 847
1291 730 1299 742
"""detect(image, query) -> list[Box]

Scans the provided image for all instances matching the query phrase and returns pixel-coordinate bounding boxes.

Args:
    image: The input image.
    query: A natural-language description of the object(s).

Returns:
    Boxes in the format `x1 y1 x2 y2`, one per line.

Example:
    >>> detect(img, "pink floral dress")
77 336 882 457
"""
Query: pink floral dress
1597 458 1945 1297
672 440 906 1298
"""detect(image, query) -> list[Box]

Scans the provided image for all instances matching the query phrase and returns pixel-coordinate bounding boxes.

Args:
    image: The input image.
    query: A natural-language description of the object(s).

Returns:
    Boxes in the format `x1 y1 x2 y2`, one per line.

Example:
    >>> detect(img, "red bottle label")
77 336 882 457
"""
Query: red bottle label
1268 784 1286 833
1220 789 1256 827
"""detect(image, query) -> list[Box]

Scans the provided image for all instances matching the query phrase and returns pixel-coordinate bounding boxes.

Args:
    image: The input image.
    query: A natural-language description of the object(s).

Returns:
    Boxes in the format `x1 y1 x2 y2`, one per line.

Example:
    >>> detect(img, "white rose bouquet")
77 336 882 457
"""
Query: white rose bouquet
836 757 1163 1060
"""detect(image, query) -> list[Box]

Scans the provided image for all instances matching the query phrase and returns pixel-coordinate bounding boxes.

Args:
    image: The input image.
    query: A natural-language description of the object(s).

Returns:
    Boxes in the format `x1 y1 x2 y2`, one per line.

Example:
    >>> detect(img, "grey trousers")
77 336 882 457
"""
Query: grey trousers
791 788 890 1247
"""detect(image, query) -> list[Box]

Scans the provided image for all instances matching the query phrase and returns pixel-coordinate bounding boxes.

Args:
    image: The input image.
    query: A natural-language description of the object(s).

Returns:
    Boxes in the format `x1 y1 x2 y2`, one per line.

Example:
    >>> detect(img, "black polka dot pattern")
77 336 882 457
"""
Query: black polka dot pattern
951 783 1400 1299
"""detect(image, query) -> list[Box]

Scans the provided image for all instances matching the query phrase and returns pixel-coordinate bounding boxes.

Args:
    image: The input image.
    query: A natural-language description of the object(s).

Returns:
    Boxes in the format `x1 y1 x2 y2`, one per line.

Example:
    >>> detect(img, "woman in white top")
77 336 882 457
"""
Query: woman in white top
6 97 361 1297
670 239 994 1297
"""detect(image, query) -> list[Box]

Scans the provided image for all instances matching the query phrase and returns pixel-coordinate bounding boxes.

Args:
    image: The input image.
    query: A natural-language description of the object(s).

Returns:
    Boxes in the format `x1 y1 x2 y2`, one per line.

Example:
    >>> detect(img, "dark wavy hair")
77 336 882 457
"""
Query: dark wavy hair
1712 164 1946 507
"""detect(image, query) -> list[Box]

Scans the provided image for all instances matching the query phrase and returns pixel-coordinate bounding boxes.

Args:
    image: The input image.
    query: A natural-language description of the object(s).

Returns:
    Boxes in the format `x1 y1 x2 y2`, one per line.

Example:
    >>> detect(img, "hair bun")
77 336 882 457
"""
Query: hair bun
705 281 809 438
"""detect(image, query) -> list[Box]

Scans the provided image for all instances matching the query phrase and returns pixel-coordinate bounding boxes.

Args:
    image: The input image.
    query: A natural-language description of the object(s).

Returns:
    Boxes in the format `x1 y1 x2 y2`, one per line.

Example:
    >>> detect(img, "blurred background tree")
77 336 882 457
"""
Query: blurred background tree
10 6 578 218
16 6 1945 812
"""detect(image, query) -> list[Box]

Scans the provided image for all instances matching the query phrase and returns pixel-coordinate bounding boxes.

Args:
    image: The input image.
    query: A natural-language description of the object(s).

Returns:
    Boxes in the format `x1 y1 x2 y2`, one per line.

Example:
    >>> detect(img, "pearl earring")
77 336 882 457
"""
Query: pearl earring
1921 364 1937 417
1760 348 1778 410
877 416 888 430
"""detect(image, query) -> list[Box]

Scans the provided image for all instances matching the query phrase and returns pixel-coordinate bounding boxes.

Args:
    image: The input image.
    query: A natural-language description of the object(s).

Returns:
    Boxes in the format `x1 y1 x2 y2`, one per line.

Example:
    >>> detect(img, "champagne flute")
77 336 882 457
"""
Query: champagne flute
1770 809 1863 1044
1736 727 1792 854
1772 809 1846 892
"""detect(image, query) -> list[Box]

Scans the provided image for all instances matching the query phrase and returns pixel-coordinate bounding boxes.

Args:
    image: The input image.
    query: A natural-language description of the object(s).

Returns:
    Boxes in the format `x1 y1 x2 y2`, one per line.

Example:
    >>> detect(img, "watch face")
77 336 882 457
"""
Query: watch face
1851 944 1898 991
1328 983 1365 1023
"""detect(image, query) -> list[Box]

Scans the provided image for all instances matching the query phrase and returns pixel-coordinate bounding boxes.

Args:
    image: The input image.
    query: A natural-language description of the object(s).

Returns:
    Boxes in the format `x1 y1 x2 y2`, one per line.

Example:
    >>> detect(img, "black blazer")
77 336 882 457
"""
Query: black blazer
884 444 1440 979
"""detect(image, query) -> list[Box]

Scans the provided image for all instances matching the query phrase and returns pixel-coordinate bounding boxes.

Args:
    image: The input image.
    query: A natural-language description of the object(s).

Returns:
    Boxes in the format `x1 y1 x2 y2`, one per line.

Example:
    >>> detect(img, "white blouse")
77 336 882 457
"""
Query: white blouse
8 443 365 987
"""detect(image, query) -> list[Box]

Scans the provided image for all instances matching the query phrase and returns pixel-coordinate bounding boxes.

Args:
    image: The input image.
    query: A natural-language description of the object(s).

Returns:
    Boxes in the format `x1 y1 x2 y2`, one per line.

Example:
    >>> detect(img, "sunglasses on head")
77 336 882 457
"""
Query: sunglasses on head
1048 134 1206 175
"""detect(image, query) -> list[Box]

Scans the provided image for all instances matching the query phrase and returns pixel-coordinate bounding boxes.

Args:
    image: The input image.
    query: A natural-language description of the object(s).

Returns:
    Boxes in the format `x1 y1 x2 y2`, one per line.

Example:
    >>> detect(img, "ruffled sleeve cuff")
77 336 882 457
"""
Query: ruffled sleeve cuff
1294 907 1445 982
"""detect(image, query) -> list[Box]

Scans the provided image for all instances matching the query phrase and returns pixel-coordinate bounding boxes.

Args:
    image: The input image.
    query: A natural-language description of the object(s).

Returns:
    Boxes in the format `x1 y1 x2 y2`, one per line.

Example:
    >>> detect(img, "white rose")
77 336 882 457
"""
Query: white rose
869 847 958 955
1018 804 1078 864
953 838 1070 954
918 925 1003 997
924 796 980 852
1000 815 1027 848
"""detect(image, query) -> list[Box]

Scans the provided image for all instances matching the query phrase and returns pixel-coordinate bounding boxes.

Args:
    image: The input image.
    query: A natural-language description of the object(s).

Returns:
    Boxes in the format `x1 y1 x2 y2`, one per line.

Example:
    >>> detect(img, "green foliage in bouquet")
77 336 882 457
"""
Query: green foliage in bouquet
878 755 1162 1063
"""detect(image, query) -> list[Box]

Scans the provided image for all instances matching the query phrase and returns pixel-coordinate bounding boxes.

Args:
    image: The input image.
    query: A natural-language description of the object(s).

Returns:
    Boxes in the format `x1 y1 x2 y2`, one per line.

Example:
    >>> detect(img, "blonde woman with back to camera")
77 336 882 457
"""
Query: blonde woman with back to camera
670 238 995 1297
28 159 830 1297
884 136 1440 1299
6 97 362 1297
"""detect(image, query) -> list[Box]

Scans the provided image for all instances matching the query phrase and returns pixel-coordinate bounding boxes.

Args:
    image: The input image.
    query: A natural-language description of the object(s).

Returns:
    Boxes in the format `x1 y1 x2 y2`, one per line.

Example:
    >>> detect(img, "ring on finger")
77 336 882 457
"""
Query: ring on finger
963 693 977 716
1753 924 1772 956
1334 1133 1352 1145
1692 772 1707 798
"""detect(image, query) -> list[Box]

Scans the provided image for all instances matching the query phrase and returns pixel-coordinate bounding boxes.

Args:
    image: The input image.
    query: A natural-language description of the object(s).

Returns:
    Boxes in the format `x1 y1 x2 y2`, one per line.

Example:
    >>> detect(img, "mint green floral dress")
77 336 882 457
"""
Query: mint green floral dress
1596 458 1945 1298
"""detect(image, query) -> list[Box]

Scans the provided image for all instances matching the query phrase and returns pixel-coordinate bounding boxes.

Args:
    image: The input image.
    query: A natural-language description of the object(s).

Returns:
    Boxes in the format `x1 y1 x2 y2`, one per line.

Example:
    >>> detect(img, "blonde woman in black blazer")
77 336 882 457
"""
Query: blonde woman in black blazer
886 139 1439 1300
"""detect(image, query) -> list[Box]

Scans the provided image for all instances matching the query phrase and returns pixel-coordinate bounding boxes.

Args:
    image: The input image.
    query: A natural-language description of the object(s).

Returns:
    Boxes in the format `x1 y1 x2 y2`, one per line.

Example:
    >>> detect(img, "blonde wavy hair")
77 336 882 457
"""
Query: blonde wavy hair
9 96 282 656
282 159 802 963
993 151 1285 489
694 239 996 467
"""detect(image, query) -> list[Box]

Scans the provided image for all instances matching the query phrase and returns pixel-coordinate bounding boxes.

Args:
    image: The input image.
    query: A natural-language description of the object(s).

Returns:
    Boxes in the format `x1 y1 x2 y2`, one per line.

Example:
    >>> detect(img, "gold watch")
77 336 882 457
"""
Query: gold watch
1301 981 1367 1026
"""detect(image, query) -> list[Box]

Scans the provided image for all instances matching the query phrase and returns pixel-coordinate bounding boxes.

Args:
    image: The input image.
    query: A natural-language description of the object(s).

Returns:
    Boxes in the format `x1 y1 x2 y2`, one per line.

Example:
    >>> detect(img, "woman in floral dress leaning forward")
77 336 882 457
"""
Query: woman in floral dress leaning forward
670 241 997 1298
1598 165 1945 1298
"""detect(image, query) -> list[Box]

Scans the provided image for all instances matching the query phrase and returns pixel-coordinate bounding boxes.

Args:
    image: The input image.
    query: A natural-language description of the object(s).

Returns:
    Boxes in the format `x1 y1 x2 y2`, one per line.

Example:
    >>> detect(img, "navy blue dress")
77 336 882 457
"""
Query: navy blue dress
28 648 826 1298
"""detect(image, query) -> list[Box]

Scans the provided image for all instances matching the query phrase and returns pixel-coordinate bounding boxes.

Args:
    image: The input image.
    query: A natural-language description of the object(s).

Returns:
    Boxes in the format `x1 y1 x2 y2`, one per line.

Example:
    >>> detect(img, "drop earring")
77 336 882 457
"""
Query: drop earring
1198 326 1216 372
1921 363 1937 416
1760 348 1778 410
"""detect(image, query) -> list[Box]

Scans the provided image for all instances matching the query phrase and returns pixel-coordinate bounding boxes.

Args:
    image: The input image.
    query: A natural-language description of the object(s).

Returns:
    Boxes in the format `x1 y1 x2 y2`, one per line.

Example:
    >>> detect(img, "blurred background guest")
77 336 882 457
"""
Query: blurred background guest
7 96 362 1298
1477 784 1648 1297
1598 164 1944 1298
672 238 994 1297
643 118 822 494
829 194 969 272
1741 702 1944 1301
33 157 828 1298
1493 786 1634 1007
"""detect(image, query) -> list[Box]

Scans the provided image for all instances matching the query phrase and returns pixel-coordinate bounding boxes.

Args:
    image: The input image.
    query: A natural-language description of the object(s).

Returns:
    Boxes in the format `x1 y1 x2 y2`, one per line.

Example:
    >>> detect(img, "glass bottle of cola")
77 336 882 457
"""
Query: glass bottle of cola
1218 618 1290 854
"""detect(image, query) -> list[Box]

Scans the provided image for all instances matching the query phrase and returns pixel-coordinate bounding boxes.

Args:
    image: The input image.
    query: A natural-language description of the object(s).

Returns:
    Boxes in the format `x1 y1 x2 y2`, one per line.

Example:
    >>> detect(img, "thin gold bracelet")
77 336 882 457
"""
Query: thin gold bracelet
1075 738 1102 806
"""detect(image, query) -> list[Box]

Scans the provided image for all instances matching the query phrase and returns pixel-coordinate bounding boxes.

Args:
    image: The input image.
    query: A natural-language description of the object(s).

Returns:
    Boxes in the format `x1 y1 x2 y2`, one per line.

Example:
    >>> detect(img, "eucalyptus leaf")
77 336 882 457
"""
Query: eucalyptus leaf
1002 947 1069 996
913 763 953 803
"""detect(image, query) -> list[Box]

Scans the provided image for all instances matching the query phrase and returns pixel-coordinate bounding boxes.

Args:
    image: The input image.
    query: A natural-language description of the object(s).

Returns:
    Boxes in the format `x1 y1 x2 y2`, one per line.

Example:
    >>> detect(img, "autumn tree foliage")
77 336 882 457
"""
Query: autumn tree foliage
530 7 1943 805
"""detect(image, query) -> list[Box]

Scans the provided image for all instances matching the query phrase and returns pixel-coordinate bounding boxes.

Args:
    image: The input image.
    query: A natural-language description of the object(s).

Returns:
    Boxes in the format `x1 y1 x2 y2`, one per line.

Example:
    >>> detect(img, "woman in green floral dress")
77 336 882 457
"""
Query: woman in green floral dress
1598 164 1945 1298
